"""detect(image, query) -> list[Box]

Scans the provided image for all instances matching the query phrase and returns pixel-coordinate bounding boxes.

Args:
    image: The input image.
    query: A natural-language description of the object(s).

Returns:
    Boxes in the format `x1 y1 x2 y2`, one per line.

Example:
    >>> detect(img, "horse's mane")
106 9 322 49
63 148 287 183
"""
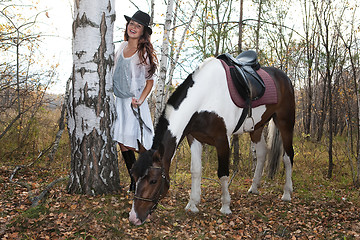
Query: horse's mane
151 73 195 150
166 73 195 109
151 114 169 150
132 149 156 178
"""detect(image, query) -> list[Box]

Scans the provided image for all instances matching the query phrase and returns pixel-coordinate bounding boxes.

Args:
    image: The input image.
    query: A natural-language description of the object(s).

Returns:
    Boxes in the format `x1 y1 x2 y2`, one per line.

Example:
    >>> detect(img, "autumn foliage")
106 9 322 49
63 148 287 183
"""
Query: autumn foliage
1 134 360 239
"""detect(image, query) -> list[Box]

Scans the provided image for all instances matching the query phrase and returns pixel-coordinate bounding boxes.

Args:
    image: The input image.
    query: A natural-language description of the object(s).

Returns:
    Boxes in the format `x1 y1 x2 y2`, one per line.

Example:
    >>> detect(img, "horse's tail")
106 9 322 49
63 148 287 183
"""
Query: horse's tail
267 119 283 179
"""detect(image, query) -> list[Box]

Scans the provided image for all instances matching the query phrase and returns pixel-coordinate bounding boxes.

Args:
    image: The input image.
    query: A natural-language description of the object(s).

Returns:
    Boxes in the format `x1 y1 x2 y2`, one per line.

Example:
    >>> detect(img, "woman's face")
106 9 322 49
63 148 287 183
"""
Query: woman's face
127 20 144 39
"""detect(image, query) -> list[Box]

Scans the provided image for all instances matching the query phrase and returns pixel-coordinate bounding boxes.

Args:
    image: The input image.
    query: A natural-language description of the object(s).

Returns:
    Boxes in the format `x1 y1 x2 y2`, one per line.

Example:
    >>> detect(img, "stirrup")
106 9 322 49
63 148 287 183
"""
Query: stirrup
243 116 255 132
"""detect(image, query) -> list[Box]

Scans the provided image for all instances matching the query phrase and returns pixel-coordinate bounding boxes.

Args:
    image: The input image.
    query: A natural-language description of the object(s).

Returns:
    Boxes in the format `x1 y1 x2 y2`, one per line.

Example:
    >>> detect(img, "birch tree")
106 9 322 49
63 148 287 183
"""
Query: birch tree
154 0 174 123
67 0 120 195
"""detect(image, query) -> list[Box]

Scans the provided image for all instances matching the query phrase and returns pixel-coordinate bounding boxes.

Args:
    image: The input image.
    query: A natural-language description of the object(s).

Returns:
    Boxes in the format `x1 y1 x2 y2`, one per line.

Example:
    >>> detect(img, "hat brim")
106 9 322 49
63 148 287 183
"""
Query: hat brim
124 15 152 35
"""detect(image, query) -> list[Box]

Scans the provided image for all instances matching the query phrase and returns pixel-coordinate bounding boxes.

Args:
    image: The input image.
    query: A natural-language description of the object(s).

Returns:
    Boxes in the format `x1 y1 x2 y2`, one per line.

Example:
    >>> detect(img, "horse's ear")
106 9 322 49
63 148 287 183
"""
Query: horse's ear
137 140 147 153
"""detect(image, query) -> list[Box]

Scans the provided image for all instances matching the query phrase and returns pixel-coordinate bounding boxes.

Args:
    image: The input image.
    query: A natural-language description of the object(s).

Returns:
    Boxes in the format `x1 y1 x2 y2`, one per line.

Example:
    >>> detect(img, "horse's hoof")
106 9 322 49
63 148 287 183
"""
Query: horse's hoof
281 193 291 202
185 203 199 213
247 186 259 195
220 206 232 214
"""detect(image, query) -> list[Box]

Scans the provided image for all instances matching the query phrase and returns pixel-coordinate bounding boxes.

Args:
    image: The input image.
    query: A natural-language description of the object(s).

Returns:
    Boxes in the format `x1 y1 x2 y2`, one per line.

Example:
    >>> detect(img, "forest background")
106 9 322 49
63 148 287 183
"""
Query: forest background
1 0 360 239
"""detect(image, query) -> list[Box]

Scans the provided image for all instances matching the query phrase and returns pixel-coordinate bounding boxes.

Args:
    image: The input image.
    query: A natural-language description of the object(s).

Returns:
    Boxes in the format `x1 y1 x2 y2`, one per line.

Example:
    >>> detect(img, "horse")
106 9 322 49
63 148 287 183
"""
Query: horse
128 57 295 225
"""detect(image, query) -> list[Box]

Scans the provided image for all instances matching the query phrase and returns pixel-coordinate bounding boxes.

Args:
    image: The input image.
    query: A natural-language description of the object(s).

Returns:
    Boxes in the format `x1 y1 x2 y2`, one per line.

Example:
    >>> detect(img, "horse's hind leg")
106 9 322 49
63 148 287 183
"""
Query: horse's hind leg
281 153 293 201
275 119 294 201
248 128 267 195
185 137 202 213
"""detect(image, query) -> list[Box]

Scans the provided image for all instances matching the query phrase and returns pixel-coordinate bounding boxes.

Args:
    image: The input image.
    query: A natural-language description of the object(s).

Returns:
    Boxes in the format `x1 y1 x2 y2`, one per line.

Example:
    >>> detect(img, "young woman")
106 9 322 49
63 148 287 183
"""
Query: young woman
112 10 157 192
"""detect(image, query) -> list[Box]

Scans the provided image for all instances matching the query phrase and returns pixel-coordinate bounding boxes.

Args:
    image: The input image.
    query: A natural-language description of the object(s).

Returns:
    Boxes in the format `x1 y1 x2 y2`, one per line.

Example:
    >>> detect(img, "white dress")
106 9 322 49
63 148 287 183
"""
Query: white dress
112 42 155 151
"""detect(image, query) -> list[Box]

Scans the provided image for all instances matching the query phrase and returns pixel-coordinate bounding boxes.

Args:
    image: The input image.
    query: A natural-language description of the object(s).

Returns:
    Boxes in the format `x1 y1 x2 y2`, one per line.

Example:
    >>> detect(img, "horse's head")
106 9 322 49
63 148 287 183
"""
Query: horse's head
129 144 169 225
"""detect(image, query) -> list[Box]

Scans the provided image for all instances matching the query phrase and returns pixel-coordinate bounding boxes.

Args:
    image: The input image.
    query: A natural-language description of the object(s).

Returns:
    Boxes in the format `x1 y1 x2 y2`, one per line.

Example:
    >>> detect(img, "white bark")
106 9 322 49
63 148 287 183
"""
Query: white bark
67 0 120 195
154 0 175 124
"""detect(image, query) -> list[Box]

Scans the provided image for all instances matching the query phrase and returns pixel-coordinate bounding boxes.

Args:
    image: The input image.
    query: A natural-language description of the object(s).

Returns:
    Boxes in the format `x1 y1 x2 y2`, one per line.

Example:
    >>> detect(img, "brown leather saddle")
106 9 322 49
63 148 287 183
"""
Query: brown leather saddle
217 50 266 132
217 50 265 104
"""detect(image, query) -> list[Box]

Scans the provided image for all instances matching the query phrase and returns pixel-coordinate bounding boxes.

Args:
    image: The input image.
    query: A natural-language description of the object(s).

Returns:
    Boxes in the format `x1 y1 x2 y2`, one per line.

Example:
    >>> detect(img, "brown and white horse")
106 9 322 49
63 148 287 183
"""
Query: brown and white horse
129 58 295 225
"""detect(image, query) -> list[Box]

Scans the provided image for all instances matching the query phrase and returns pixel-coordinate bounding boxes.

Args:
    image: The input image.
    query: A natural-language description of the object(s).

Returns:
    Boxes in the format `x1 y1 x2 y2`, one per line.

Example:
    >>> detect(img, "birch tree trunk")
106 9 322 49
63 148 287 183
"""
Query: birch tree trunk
150 0 155 26
154 0 174 124
67 0 120 195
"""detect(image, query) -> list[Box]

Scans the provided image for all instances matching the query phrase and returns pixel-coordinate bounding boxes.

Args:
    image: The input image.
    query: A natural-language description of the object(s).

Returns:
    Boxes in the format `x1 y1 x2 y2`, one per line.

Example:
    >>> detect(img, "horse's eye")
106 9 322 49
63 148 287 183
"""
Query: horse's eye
149 179 157 185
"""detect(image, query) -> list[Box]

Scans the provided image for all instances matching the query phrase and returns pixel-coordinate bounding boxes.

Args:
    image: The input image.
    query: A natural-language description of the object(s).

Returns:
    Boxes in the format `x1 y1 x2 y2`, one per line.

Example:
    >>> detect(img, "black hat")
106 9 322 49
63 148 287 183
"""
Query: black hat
124 10 152 35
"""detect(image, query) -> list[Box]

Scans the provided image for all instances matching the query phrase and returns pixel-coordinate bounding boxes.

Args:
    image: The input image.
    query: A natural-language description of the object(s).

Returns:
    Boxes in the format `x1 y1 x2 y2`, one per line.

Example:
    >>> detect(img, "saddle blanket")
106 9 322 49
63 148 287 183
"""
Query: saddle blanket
219 59 278 108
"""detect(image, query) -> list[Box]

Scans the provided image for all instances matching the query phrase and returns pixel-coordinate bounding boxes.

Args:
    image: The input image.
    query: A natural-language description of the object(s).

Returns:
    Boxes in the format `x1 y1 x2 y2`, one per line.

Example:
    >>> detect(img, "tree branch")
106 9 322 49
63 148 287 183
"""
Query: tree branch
48 77 72 161
9 164 69 207
30 177 69 207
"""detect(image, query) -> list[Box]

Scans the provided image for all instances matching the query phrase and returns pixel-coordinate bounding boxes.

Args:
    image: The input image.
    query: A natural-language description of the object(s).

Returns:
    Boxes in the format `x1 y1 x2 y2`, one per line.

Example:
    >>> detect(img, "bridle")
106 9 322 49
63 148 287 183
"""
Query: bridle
133 166 170 214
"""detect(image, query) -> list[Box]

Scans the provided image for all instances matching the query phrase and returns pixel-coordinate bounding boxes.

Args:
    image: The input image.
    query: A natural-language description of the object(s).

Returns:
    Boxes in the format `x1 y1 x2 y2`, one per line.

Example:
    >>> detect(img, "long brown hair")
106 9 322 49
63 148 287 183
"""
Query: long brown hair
124 22 158 79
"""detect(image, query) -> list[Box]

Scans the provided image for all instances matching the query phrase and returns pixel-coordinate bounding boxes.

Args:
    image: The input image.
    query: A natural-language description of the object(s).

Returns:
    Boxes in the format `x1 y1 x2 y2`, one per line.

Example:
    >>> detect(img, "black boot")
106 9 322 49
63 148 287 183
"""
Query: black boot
122 150 136 193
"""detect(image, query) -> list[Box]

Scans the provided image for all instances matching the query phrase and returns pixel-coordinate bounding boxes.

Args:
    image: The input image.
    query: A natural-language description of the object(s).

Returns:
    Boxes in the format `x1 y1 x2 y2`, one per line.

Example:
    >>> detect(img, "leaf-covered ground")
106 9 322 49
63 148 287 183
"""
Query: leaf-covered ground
0 163 359 240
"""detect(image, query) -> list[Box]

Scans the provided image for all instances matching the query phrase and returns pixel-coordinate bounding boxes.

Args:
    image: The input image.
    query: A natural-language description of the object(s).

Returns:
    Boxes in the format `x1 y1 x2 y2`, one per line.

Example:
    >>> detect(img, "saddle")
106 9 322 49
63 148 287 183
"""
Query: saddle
217 51 265 104
217 50 266 132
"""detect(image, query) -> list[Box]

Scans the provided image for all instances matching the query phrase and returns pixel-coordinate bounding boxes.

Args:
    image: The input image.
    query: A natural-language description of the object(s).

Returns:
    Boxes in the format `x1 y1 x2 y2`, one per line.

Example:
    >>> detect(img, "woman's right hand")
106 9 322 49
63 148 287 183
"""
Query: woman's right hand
131 97 142 108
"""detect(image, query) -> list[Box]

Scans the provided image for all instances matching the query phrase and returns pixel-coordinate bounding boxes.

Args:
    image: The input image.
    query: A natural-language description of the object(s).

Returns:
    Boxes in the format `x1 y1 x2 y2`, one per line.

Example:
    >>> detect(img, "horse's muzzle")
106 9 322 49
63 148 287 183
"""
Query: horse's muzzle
129 204 151 225
129 206 142 225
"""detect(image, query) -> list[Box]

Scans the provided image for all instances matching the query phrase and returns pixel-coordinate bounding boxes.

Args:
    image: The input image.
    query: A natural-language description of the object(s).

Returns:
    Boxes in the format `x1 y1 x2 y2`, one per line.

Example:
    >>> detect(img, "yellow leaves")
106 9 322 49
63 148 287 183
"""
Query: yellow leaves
206 12 214 20
70 204 77 210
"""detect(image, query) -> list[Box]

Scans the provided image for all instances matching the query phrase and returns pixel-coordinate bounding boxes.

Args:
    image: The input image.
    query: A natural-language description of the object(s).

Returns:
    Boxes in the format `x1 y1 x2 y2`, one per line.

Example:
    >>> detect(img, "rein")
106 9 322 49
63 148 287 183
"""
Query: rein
133 166 170 214
130 104 152 145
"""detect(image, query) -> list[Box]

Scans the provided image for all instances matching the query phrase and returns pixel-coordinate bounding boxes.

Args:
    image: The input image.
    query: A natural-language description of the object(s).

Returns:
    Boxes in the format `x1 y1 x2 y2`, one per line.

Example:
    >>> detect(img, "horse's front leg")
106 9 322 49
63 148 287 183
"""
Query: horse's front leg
217 138 232 214
185 139 202 213
248 131 266 195
220 176 231 214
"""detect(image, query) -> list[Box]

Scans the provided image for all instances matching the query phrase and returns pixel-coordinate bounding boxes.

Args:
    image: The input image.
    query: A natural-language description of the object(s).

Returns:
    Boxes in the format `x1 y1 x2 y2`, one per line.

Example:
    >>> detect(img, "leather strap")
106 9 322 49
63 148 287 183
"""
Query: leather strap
233 107 249 133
